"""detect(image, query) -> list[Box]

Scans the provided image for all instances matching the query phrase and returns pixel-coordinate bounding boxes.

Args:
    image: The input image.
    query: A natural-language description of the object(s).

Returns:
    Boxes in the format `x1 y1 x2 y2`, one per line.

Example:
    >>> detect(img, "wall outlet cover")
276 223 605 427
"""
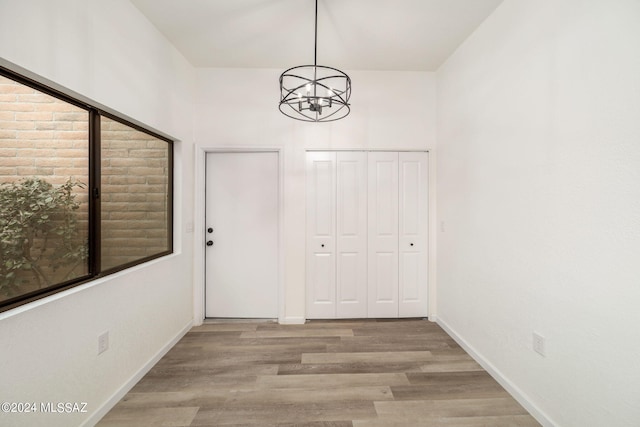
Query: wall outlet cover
533 332 545 357
98 331 109 355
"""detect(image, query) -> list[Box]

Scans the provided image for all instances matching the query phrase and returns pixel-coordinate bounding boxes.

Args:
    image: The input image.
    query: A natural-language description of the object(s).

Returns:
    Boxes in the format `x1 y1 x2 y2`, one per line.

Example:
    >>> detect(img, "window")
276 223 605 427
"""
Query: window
100 116 171 271
0 68 173 312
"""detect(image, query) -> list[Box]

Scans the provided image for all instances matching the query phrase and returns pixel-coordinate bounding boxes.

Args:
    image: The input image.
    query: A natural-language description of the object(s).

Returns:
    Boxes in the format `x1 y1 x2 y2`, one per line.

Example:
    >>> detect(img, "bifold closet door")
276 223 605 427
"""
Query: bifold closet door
336 152 367 318
367 152 399 318
306 151 367 319
306 152 336 319
368 151 429 318
399 152 429 317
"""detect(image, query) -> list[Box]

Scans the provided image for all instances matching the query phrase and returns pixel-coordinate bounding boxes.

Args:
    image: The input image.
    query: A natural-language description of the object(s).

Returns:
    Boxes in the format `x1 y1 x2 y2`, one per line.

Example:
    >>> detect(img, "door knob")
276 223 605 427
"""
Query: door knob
321 244 325 247
206 240 214 246
207 227 214 233
410 243 414 246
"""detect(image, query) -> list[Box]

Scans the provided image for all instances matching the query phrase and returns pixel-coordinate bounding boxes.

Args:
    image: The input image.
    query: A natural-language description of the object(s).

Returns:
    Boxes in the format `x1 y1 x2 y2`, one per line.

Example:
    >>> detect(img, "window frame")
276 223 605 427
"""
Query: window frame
0 66 174 313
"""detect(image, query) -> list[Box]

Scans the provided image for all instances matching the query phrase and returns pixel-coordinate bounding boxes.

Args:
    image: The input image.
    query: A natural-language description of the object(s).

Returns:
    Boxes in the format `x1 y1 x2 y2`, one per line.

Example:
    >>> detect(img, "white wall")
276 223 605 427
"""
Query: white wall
436 1 640 426
0 1 195 426
194 68 436 322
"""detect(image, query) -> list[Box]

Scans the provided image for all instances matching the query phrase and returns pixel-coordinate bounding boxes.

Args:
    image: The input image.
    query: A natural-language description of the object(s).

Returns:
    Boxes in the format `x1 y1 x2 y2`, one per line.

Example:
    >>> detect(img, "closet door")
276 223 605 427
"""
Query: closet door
399 152 429 317
336 152 367 318
367 152 399 318
307 150 429 320
306 152 336 318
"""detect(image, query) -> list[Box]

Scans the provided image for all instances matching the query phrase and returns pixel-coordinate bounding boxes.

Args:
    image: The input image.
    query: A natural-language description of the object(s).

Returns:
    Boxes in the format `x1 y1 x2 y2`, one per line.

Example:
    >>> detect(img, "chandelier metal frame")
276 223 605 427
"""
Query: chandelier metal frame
278 0 351 122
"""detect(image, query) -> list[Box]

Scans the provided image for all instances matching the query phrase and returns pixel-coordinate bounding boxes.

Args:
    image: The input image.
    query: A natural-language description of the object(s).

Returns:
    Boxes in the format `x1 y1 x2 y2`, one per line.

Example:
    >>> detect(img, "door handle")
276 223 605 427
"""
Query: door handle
206 241 214 247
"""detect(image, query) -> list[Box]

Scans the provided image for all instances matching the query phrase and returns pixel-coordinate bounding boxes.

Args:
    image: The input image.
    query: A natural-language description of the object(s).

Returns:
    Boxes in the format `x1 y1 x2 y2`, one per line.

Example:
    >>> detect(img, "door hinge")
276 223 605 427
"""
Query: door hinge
93 188 100 199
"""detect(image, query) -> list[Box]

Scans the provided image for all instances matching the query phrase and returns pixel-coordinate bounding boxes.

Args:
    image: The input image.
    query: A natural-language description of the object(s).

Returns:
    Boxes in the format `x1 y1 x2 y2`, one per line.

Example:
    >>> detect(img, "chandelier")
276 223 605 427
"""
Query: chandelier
278 0 351 122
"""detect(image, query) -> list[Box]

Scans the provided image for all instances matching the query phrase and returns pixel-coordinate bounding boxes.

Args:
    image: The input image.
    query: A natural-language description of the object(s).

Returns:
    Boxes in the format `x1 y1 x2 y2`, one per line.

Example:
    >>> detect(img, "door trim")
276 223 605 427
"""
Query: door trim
193 147 284 325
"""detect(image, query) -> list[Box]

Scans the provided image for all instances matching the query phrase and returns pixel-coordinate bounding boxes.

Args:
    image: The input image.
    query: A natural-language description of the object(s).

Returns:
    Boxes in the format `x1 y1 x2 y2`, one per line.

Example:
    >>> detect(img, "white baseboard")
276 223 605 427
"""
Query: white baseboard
436 317 557 427
278 316 306 325
83 320 193 427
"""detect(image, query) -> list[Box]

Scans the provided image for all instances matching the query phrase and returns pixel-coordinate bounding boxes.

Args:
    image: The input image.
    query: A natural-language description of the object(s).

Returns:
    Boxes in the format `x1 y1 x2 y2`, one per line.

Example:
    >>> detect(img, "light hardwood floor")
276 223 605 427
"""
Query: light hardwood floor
97 319 541 426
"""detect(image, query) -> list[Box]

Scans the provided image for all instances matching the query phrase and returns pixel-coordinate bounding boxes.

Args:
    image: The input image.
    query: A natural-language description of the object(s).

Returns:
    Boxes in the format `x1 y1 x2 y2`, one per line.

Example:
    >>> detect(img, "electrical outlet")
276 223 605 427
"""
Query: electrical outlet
98 331 109 355
532 332 545 357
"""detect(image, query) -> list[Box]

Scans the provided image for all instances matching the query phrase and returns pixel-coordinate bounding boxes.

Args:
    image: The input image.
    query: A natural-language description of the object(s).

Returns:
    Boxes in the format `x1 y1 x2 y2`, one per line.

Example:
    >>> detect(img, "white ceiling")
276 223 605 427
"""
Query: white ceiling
131 0 503 71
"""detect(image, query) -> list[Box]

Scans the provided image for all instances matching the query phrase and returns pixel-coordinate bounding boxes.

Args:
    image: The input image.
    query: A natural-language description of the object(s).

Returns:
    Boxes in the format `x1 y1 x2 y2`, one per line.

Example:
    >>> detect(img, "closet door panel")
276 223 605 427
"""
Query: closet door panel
368 152 399 318
306 152 336 318
399 152 429 317
312 253 335 302
336 152 368 318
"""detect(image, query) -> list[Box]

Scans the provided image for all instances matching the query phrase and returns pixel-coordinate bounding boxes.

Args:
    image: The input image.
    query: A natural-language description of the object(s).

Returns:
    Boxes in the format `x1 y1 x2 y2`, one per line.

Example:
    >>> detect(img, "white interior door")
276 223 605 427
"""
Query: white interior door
399 152 429 317
368 152 399 318
306 152 336 318
205 152 278 318
336 152 368 318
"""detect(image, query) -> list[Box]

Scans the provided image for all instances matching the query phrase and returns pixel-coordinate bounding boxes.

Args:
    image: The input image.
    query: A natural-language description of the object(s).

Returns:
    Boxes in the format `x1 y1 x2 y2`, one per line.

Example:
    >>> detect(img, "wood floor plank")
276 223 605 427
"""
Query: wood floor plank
351 325 443 336
159 351 302 366
419 359 484 373
231 336 343 346
277 362 424 375
327 341 453 353
198 421 353 427
275 422 353 427
146 363 279 377
258 320 374 329
405 371 494 385
421 352 477 361
326 334 457 353
390 382 509 401
191 401 376 425
185 342 329 354
302 351 433 364
97 406 198 427
98 319 541 427
254 373 410 389
190 323 260 332
223 386 393 404
114 391 229 409
240 329 354 339
130 373 259 393
177 330 244 338
353 414 541 427
374 397 530 418
191 421 353 427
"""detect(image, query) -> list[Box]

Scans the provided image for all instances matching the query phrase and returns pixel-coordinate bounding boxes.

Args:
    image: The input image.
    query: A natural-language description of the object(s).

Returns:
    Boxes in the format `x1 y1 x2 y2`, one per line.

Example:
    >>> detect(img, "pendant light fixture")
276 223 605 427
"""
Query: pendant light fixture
279 0 351 122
